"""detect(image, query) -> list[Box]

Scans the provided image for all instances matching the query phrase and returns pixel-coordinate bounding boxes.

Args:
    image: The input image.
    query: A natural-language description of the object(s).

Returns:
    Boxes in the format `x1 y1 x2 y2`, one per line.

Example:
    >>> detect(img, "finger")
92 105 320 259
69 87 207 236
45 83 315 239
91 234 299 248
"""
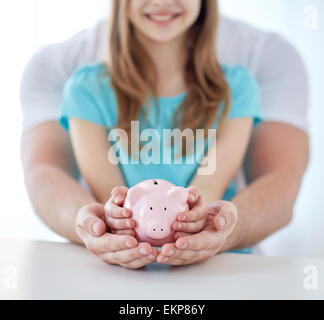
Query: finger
158 257 190 265
123 255 157 269
107 243 154 264
158 248 197 263
175 231 221 251
106 216 136 230
160 249 213 265
157 252 195 265
111 186 128 205
160 243 176 257
186 186 201 204
160 243 200 261
173 232 193 240
126 245 159 268
213 215 226 231
103 247 141 264
160 243 199 259
105 198 132 219
211 202 238 232
112 229 136 237
207 200 230 215
159 242 215 264
177 198 207 222
86 233 137 253
77 204 107 237
122 248 159 269
157 244 180 264
173 218 206 233
157 244 191 265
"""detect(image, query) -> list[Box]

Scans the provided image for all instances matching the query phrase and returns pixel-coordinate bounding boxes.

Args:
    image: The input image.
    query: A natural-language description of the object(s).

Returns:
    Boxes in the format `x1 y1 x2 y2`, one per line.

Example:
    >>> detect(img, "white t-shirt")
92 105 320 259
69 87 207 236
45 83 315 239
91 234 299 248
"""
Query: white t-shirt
20 15 310 134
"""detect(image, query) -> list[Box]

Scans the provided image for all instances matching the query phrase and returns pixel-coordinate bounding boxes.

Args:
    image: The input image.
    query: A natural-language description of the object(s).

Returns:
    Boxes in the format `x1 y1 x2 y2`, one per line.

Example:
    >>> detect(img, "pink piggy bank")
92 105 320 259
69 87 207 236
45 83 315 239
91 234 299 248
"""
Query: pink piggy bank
123 179 189 246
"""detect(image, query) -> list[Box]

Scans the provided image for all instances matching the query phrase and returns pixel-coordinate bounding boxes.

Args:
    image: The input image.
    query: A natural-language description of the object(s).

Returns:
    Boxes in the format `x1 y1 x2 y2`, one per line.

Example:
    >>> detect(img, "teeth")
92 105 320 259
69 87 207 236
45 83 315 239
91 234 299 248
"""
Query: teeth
149 14 174 21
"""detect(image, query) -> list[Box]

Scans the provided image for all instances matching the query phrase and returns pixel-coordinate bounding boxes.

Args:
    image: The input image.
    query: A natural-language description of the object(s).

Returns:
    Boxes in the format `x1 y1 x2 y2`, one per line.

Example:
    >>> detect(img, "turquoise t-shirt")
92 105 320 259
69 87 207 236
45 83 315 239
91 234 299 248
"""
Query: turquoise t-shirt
59 63 263 255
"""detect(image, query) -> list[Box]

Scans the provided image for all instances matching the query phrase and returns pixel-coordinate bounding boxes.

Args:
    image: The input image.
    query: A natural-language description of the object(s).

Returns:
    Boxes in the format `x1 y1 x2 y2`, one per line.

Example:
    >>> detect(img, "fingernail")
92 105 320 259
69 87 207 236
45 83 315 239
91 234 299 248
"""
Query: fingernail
122 209 129 218
126 220 132 228
139 247 149 255
180 215 186 221
114 195 123 203
92 222 101 235
167 249 174 256
178 242 188 249
177 223 182 230
147 254 154 260
125 240 135 248
190 194 196 201
162 256 169 262
219 216 226 229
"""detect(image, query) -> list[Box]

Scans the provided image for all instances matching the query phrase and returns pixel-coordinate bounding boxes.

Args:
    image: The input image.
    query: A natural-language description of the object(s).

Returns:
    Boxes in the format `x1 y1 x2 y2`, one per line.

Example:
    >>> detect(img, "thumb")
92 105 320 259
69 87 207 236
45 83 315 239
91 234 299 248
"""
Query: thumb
77 204 107 237
111 186 128 205
86 218 106 236
212 202 238 232
207 200 228 215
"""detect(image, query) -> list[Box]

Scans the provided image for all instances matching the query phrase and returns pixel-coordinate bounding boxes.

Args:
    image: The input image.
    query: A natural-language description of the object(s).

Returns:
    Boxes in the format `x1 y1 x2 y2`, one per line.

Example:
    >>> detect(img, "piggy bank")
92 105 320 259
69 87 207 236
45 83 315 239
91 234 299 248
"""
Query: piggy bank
123 179 189 246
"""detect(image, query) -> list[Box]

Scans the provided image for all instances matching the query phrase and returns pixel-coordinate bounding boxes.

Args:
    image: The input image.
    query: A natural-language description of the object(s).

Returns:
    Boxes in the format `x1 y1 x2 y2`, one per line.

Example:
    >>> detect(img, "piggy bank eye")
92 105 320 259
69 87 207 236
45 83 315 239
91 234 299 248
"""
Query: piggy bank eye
150 207 153 210
164 207 167 211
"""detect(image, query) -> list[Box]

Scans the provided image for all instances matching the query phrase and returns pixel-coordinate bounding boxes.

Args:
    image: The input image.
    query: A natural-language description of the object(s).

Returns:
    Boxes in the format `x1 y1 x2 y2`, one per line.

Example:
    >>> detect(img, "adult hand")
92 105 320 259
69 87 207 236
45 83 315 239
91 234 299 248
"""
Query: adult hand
157 200 238 265
76 203 158 269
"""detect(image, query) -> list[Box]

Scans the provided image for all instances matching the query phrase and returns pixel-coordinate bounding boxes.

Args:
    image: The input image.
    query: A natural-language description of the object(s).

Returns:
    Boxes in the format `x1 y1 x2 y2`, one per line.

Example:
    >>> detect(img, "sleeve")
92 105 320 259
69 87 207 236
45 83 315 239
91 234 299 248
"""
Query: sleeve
252 33 310 132
19 44 68 133
59 66 114 131
19 20 107 133
227 66 263 127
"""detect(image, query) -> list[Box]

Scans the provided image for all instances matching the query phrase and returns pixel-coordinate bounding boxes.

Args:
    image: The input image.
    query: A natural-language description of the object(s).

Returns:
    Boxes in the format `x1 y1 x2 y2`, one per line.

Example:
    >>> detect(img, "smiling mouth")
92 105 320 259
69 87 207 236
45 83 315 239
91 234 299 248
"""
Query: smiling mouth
144 13 181 24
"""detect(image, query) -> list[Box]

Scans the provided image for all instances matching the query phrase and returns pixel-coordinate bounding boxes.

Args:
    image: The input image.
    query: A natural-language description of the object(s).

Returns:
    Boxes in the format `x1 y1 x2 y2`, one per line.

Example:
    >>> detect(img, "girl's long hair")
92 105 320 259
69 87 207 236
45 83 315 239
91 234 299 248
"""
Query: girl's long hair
108 0 231 156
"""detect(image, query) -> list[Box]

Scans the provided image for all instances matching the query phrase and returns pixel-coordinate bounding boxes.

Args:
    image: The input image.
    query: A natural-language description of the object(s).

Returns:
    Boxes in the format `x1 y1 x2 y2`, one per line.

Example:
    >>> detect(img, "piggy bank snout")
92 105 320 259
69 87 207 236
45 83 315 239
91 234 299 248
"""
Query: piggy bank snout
146 223 171 240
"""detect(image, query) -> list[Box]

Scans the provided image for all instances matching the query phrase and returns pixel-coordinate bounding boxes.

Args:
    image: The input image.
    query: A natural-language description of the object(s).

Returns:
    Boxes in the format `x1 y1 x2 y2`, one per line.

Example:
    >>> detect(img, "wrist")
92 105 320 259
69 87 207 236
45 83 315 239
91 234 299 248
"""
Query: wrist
218 216 242 253
72 202 100 245
72 209 84 245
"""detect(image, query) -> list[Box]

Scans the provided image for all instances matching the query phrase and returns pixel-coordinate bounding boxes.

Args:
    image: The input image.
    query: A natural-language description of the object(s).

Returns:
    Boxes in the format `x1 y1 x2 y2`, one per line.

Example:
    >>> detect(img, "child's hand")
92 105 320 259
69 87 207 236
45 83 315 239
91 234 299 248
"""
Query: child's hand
172 186 208 240
104 186 137 236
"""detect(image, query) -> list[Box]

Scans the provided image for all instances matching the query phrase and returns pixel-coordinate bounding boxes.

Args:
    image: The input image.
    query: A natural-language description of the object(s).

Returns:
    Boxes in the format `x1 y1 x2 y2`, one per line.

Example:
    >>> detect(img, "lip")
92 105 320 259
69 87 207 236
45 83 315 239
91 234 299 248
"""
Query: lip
144 12 181 26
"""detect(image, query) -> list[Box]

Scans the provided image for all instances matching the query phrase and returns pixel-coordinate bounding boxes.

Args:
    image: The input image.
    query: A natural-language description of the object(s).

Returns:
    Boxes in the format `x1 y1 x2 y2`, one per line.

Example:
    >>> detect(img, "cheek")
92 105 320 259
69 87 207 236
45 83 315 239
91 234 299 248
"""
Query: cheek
181 0 201 24
127 0 146 26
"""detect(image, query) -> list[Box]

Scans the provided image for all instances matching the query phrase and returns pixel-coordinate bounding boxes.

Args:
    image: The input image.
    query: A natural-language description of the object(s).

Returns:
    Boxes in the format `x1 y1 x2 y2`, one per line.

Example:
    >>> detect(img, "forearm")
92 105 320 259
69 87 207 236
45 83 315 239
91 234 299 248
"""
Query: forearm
220 168 304 251
191 119 253 204
24 164 96 244
69 119 126 203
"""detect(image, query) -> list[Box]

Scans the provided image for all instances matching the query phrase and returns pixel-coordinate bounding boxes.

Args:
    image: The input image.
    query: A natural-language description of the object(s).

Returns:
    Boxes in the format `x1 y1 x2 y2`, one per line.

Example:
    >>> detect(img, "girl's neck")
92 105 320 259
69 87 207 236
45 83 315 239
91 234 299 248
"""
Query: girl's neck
135 32 188 96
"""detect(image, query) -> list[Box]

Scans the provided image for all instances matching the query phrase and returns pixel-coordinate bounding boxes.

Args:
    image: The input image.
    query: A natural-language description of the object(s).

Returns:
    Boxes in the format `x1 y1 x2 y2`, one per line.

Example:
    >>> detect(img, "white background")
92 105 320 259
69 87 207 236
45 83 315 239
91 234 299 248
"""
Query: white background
0 0 323 258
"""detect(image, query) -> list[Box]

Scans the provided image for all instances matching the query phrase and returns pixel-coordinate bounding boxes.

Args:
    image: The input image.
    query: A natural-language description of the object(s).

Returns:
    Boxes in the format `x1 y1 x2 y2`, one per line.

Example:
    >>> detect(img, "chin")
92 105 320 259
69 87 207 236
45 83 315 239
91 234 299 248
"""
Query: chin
148 36 179 44
143 31 183 44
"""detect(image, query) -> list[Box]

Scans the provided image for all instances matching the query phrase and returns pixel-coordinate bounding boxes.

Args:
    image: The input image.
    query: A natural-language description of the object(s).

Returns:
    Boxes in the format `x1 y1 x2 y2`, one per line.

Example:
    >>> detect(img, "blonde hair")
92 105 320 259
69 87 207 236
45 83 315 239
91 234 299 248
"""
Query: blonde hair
107 0 231 155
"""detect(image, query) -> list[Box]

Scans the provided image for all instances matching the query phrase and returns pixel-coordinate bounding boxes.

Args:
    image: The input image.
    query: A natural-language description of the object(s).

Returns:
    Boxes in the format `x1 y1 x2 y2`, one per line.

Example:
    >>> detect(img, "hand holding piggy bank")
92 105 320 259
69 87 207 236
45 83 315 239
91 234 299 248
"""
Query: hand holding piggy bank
123 179 189 246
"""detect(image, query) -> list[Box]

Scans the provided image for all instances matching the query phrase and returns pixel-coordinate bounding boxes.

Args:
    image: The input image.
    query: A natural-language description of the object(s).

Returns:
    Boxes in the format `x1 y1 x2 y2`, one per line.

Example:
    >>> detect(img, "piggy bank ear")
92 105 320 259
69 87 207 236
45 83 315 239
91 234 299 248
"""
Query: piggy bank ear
167 187 188 203
126 185 146 207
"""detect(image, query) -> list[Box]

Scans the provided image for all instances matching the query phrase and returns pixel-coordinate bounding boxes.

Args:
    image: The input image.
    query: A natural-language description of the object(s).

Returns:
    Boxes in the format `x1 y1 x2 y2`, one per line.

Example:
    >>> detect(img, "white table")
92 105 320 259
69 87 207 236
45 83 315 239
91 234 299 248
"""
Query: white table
0 238 323 300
